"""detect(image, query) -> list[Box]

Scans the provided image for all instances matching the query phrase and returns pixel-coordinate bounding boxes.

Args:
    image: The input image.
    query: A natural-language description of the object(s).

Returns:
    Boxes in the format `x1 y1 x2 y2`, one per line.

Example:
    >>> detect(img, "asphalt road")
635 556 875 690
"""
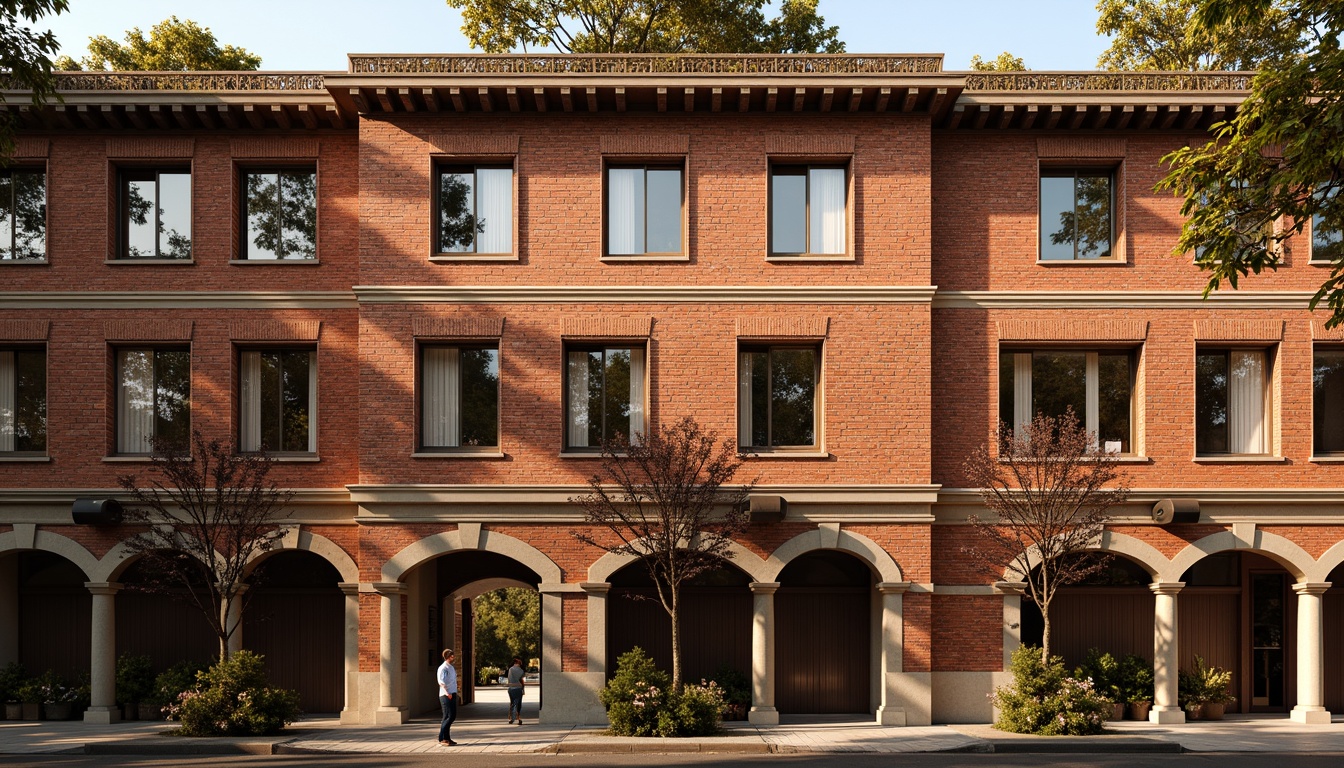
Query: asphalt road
5 753 1344 768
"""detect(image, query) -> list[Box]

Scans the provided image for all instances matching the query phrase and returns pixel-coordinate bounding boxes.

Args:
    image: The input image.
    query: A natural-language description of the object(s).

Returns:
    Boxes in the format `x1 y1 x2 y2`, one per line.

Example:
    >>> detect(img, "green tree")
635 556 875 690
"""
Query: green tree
969 52 1026 71
0 1 69 159
1157 1 1344 325
473 587 540 672
445 0 844 54
1095 0 1294 70
55 16 260 71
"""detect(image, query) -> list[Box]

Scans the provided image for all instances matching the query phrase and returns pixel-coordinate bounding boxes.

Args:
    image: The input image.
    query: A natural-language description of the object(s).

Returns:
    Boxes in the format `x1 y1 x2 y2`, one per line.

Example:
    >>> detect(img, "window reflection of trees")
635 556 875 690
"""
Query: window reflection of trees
438 172 482 251
8 350 46 451
0 171 46 260
1195 352 1229 454
1046 172 1112 259
258 351 312 452
244 171 316 259
124 172 191 259
459 348 499 447
744 347 817 448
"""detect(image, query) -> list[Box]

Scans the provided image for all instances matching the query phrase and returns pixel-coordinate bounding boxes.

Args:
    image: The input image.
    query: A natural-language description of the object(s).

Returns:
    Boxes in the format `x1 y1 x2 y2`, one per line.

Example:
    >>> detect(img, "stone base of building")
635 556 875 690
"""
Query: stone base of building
1149 706 1186 724
374 707 408 725
748 706 779 725
875 705 906 726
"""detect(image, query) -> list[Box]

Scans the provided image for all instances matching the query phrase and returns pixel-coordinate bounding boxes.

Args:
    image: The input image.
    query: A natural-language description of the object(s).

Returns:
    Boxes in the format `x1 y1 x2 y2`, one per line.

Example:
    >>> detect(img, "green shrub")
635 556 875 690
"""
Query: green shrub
1118 654 1155 704
152 660 208 713
174 651 300 736
1179 655 1235 708
710 665 751 708
600 647 670 737
1074 649 1123 703
992 645 1111 735
477 666 504 686
115 654 155 705
663 681 724 736
35 669 77 704
0 662 27 704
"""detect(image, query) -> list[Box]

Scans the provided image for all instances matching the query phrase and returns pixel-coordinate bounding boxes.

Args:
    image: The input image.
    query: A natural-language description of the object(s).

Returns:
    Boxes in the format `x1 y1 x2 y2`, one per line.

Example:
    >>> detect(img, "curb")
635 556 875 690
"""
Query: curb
84 742 284 756
978 739 1183 754
544 741 773 754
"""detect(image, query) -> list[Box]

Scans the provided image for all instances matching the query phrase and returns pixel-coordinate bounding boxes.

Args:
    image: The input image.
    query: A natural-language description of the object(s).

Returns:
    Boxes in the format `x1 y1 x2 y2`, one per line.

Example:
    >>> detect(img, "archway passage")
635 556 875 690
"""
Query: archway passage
245 551 344 713
775 550 872 714
606 561 752 687
11 552 90 680
1021 554 1155 667
1324 563 1343 712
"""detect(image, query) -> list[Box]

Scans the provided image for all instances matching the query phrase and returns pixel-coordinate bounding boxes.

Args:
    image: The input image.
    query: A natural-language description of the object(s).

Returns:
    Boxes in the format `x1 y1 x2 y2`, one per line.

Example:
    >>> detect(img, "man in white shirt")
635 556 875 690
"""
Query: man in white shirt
437 649 458 746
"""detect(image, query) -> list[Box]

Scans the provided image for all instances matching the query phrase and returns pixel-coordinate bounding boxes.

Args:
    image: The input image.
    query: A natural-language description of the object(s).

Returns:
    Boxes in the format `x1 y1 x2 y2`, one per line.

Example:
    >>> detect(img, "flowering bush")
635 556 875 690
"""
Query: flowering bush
174 651 300 736
662 680 723 736
36 669 75 704
152 660 209 715
599 647 723 737
993 645 1111 735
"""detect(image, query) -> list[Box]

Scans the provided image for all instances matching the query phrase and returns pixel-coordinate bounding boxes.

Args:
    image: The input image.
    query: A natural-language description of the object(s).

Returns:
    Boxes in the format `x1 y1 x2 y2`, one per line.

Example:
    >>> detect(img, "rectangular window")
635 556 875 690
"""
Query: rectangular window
606 165 683 256
1312 186 1342 263
240 349 315 453
999 350 1133 453
116 348 190 454
738 346 819 449
770 166 846 256
436 166 512 255
0 348 45 453
420 345 499 450
1040 169 1113 260
241 168 317 259
566 345 645 449
1314 348 1344 455
1196 349 1269 455
0 168 46 261
121 169 191 259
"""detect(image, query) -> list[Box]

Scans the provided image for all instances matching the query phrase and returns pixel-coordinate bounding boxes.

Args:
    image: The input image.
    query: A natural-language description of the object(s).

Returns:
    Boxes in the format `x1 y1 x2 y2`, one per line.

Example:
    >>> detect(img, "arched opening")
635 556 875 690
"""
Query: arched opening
606 560 752 690
1021 553 1154 666
7 552 90 680
244 550 344 713
116 556 216 673
775 550 873 714
1322 562 1343 712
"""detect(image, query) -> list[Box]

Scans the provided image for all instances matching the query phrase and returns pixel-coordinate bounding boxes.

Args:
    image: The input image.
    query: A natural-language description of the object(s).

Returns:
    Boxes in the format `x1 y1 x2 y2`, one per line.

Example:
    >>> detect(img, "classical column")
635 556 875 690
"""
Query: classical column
1149 582 1185 724
875 582 910 726
538 585 564 724
84 582 123 724
581 582 611 677
1291 582 1333 724
994 581 1028 671
373 582 407 724
748 581 779 726
338 582 361 724
224 584 248 657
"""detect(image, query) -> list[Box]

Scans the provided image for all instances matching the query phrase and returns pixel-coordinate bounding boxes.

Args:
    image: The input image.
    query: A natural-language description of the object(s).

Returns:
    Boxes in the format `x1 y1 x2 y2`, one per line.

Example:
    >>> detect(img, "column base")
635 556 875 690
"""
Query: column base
339 708 361 725
1290 706 1332 724
748 706 779 726
1149 706 1185 725
83 706 121 724
875 705 906 726
374 707 408 725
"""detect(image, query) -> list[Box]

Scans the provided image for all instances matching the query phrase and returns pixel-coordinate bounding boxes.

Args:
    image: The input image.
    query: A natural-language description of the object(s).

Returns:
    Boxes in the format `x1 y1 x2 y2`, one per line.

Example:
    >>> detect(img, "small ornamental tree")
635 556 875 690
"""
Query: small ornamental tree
963 409 1129 662
572 416 754 690
118 431 294 661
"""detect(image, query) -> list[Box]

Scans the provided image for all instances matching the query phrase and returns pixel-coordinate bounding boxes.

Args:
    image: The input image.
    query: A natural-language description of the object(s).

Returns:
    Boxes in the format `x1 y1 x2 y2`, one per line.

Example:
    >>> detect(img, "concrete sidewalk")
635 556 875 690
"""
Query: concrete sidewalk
3 691 1344 756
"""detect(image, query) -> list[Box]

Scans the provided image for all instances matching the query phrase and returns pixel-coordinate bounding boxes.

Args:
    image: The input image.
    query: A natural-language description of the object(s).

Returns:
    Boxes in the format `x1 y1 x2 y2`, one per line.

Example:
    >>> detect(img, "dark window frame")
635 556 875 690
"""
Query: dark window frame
417 342 501 452
0 166 47 261
114 346 191 455
238 164 318 260
433 162 514 256
739 343 822 450
238 346 317 455
0 344 46 454
1194 346 1273 457
563 342 646 452
1038 166 1116 261
997 347 1137 455
767 163 849 257
602 161 686 258
1313 344 1344 456
118 166 192 260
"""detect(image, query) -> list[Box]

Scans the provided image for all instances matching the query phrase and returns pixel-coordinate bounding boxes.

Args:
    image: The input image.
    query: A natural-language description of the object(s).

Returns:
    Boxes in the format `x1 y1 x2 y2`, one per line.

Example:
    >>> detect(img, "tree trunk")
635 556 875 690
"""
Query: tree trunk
1040 606 1052 664
219 600 231 662
669 590 682 691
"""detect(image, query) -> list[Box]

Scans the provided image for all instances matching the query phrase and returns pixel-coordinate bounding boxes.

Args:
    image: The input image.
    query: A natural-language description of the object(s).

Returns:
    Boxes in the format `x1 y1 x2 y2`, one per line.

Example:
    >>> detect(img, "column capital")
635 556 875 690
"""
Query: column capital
1292 581 1332 596
993 581 1028 595
1150 581 1185 596
877 581 911 595
338 582 360 596
371 581 406 596
84 581 123 596
580 582 612 595
749 581 780 595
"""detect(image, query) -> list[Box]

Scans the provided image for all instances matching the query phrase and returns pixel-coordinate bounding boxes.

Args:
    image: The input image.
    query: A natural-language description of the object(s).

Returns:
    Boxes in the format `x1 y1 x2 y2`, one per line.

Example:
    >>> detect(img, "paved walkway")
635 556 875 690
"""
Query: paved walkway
3 690 1343 756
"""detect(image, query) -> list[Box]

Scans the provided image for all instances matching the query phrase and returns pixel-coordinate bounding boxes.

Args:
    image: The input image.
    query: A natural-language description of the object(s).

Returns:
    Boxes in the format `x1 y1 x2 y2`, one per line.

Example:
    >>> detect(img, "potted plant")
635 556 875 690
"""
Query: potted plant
115 654 154 721
16 678 43 720
0 662 26 720
1075 649 1125 721
1119 654 1154 721
711 666 752 721
38 670 75 721
1180 655 1234 720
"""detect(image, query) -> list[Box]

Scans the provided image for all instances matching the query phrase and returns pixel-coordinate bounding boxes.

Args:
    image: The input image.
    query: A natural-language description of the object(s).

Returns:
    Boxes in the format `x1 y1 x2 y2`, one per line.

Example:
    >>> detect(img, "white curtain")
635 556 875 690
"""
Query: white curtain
117 350 154 454
0 351 13 451
809 168 846 254
628 347 645 442
305 350 318 452
738 352 753 448
422 347 460 448
240 351 262 451
567 351 590 447
608 168 643 255
1013 353 1032 436
1085 352 1100 445
1229 349 1266 454
476 168 512 254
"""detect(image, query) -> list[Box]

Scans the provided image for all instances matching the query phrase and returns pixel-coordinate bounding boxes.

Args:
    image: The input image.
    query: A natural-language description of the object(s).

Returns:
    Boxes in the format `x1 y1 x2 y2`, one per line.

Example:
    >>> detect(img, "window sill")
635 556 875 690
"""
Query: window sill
1035 259 1127 266
1309 260 1334 267
0 259 47 266
559 451 621 459
1192 455 1288 464
412 451 506 459
0 455 50 462
267 455 321 462
601 255 691 263
102 455 160 463
105 259 194 265
765 255 854 263
1309 455 1344 463
429 254 518 263
741 450 831 459
229 259 320 266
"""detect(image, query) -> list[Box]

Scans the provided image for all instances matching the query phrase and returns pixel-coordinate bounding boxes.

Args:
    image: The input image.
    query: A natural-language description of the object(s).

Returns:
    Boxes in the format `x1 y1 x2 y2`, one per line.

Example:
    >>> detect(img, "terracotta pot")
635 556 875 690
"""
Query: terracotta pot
138 702 160 721
4 702 21 720
1110 702 1126 721
1128 701 1152 721
44 702 72 721
1203 702 1225 720
122 703 138 721
21 702 41 720
1186 703 1204 720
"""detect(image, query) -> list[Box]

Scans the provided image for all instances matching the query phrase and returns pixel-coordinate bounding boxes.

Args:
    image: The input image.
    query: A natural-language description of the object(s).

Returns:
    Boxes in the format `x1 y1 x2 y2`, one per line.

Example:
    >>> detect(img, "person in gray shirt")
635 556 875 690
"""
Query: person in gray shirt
507 657 525 725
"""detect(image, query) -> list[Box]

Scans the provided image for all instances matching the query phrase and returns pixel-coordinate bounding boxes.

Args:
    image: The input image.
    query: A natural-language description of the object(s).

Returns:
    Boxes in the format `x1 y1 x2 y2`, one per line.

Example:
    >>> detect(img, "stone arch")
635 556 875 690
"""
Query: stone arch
0 528 99 580
93 535 230 583
762 527 903 583
381 528 562 584
999 530 1171 582
1164 529 1315 583
586 538 770 583
242 528 359 583
1312 539 1344 583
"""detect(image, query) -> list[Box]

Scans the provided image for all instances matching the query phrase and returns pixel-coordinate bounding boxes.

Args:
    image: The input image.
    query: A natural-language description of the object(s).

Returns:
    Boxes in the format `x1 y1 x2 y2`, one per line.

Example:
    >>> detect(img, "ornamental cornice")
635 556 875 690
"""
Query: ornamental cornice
346 53 945 76
353 285 937 304
933 290 1315 310
962 71 1251 94
0 291 357 309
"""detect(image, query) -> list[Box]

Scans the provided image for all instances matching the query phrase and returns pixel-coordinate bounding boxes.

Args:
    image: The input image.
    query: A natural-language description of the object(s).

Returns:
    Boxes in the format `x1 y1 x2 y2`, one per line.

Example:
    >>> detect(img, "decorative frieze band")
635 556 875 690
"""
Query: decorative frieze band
766 135 854 156
996 319 1148 342
104 320 193 341
0 320 50 341
1037 137 1127 159
560 316 652 338
427 134 519 155
1313 320 1344 341
12 138 49 158
1193 319 1284 342
600 134 689 155
411 317 505 339
106 138 195 158
736 316 830 338
228 320 321 341
230 138 321 158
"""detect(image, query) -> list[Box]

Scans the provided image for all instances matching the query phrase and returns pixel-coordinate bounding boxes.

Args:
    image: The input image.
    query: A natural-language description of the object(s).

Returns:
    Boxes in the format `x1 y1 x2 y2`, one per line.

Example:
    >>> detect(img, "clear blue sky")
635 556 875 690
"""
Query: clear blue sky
42 0 1112 72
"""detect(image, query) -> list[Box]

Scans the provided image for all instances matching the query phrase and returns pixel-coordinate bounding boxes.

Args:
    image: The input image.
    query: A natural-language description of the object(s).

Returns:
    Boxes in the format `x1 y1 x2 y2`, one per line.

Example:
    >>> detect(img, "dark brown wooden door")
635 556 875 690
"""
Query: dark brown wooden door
607 587 752 684
244 588 344 713
774 587 869 713
1326 587 1344 711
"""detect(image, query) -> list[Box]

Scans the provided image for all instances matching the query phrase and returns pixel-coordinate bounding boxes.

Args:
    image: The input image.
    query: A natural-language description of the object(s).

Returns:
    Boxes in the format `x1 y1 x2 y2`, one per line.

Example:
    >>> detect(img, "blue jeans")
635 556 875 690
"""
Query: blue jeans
508 687 523 719
438 694 456 742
